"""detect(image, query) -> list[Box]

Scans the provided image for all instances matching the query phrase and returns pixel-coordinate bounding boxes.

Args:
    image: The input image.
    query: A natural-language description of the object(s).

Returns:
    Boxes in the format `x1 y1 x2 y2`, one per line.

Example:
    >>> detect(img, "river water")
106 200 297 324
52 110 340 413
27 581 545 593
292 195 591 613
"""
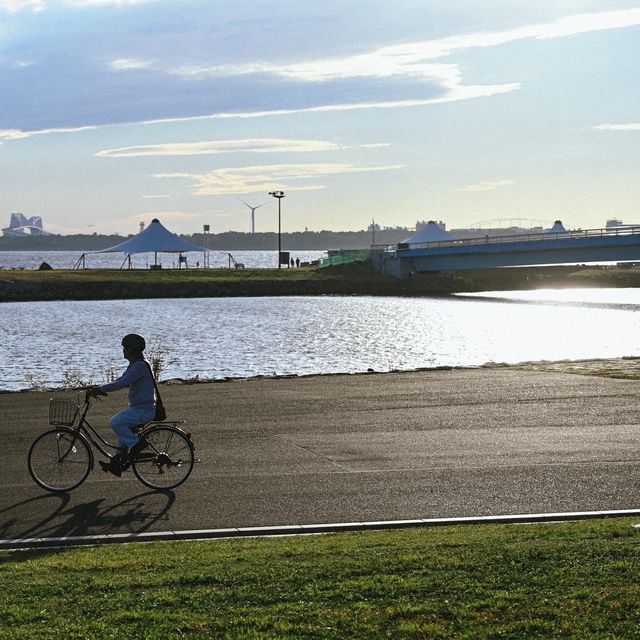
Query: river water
1 287 639 392
0 250 326 270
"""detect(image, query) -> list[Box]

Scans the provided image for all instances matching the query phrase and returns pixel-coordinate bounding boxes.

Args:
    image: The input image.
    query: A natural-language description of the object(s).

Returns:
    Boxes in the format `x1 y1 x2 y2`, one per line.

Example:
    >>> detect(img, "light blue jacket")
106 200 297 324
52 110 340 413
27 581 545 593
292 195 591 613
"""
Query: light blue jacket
100 359 156 407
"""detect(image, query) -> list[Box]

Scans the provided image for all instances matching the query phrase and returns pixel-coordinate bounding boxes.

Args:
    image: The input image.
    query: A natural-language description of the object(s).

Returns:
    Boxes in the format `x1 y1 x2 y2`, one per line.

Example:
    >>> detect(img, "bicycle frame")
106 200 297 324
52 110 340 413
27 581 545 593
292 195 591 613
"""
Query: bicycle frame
53 395 118 467
63 394 185 461
32 391 196 492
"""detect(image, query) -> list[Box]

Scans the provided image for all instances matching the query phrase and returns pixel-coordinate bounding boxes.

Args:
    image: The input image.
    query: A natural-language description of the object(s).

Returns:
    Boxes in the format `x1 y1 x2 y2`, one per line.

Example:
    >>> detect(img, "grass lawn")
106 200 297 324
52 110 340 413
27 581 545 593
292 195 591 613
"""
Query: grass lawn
4 264 640 302
1 518 639 638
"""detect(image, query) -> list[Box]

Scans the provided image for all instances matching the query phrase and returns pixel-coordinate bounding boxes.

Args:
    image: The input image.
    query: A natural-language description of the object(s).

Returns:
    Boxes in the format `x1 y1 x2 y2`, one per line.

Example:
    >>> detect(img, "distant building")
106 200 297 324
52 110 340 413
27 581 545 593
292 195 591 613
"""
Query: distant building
606 219 640 229
2 213 51 237
415 220 447 232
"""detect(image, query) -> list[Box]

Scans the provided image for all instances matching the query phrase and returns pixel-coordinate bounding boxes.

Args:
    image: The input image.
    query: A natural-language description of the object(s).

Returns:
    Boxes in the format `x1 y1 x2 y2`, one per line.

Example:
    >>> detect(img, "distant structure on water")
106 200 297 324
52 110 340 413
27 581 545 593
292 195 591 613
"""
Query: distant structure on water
606 219 640 230
2 213 51 237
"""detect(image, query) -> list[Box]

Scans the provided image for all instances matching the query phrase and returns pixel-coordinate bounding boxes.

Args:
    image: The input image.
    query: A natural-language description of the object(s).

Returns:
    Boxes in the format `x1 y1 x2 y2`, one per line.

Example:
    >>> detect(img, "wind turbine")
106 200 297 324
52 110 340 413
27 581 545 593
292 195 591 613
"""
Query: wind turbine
240 199 266 234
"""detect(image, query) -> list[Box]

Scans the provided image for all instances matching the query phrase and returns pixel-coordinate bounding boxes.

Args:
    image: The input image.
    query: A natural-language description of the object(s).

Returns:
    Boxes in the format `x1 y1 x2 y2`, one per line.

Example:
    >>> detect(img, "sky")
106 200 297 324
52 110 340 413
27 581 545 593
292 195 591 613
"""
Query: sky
0 1 639 236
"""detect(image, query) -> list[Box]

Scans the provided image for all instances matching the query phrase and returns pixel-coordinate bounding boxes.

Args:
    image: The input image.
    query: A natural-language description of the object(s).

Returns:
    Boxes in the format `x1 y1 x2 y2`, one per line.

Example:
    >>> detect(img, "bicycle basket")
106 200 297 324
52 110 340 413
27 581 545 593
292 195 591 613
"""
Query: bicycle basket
49 398 79 426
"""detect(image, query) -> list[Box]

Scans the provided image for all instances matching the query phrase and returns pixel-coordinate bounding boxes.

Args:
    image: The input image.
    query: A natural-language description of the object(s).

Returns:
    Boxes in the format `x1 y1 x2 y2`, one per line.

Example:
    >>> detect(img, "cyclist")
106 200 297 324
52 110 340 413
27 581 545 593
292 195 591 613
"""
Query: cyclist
88 333 156 476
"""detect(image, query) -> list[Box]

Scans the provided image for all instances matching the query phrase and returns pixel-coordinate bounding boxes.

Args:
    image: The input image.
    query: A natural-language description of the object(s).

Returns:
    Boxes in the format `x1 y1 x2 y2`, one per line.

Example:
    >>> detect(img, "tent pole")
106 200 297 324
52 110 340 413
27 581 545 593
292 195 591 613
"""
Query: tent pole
73 253 85 270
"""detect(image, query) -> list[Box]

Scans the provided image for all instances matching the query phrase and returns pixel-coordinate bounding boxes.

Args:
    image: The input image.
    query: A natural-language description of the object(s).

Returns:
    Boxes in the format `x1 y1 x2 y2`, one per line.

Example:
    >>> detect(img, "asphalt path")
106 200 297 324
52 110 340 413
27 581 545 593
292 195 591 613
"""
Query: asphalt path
2 368 640 541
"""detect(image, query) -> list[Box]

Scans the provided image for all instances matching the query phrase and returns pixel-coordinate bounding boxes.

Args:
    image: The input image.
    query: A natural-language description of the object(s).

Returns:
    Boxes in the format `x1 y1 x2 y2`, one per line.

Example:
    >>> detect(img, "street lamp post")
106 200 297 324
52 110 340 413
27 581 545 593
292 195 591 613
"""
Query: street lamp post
269 190 285 269
203 224 210 268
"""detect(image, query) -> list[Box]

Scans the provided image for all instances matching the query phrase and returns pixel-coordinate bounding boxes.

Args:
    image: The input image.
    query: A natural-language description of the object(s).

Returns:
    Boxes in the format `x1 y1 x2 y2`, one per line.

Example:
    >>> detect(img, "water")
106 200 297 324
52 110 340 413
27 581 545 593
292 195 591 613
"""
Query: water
0 250 326 270
1 288 639 392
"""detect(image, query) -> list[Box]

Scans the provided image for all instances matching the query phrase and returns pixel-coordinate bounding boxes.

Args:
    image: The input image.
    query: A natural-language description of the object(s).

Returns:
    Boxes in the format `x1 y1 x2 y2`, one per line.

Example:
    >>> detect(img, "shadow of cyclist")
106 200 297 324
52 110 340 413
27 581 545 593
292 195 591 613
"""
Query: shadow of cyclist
1 489 175 558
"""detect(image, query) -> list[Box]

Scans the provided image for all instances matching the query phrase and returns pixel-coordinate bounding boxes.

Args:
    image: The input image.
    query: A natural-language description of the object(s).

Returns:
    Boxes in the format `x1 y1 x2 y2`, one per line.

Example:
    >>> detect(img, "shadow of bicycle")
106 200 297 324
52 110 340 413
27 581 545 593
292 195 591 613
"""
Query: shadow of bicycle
0 489 176 559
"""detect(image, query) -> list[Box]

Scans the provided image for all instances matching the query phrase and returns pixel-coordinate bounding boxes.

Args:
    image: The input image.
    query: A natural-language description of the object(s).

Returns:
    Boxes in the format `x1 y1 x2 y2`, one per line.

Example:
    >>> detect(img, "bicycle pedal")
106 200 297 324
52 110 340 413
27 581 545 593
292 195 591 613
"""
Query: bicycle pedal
99 460 122 477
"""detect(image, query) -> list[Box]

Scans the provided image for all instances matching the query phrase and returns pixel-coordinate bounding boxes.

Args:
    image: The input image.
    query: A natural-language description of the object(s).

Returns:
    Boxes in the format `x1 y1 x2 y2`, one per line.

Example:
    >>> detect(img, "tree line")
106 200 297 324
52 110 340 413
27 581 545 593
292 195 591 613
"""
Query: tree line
0 229 411 251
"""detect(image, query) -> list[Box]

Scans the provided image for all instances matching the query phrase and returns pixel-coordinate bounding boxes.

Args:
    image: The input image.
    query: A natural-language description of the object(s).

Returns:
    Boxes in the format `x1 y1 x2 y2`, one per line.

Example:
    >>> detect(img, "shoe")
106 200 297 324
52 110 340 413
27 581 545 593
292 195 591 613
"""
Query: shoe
99 456 122 477
129 438 148 461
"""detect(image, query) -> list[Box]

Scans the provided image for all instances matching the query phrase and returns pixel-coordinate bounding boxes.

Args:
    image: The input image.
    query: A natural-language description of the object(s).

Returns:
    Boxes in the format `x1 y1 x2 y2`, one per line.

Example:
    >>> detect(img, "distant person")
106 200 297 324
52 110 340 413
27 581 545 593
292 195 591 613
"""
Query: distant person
87 333 156 476
290 257 294 268
295 257 300 267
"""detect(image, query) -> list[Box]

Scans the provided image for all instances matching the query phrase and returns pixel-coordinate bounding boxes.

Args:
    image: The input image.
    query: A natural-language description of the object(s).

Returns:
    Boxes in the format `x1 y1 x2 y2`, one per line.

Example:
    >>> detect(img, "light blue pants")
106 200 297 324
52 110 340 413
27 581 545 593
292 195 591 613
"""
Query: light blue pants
110 404 156 451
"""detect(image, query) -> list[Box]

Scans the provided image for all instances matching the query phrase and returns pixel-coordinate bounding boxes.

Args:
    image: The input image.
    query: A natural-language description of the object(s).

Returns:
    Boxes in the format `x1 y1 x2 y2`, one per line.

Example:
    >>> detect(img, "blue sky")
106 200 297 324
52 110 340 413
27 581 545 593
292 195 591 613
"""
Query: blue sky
1 1 639 235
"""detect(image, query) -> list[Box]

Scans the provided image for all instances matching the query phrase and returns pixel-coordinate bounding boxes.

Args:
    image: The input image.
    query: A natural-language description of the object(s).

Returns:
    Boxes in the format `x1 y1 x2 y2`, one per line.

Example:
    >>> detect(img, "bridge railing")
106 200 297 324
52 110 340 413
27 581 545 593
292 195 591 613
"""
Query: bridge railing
382 225 640 253
319 249 374 267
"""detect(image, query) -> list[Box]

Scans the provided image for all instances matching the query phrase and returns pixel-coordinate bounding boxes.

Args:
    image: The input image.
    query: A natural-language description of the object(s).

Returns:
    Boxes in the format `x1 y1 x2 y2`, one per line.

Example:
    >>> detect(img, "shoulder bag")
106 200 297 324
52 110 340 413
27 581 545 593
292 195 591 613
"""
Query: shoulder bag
145 361 167 421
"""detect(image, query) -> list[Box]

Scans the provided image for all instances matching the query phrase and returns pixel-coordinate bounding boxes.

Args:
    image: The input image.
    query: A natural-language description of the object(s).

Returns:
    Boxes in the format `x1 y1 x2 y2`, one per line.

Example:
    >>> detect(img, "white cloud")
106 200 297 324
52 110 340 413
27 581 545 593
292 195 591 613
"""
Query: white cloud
0 0 155 9
140 83 521 127
109 58 153 71
594 123 640 131
96 139 343 158
155 163 404 196
0 125 96 140
167 8 640 85
458 179 514 192
119 8 640 128
0 0 44 12
65 0 155 5
4 6 639 136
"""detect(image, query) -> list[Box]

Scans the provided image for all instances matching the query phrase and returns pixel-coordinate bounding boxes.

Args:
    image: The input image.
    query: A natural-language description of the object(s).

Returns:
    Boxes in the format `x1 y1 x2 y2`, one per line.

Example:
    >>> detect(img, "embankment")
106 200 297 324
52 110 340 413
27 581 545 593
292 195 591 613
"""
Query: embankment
2 263 640 302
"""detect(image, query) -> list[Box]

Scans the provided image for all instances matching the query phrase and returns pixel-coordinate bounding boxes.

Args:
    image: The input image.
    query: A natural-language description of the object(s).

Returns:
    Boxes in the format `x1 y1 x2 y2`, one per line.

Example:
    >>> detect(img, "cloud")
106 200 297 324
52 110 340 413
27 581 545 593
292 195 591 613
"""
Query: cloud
96 139 344 158
0 0 155 9
155 163 404 196
594 123 640 131
65 0 156 5
109 58 153 71
3 6 639 136
0 0 43 12
0 125 96 140
100 8 640 131
139 83 521 126
166 8 640 84
1 81 517 139
458 179 514 192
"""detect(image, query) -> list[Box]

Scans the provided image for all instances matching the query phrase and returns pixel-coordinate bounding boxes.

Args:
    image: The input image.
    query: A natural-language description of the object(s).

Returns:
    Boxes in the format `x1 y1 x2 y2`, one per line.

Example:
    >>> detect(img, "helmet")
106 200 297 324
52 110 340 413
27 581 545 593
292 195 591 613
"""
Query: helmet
121 333 146 352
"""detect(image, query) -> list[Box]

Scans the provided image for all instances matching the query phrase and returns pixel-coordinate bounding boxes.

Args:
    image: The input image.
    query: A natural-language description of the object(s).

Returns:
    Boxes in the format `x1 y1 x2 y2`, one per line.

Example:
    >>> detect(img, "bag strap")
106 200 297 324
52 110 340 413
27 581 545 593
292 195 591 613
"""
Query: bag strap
144 360 163 405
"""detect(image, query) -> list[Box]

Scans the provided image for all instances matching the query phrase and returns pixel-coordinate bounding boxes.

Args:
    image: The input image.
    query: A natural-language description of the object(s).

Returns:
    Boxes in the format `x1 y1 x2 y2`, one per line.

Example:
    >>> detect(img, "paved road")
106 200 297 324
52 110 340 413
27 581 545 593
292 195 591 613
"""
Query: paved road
2 368 640 540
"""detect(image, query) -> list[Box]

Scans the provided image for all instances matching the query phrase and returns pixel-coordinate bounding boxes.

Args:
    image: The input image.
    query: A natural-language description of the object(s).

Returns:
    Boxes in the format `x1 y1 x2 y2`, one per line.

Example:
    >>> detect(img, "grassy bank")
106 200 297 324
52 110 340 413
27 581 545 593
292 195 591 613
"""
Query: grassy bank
2 263 640 302
1 518 639 638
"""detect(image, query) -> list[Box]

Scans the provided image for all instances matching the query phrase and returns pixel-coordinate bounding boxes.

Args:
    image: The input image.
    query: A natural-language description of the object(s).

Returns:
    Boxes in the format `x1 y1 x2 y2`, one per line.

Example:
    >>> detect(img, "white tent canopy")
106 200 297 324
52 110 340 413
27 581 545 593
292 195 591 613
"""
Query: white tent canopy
400 221 453 246
98 218 207 254
545 220 567 234
74 218 208 269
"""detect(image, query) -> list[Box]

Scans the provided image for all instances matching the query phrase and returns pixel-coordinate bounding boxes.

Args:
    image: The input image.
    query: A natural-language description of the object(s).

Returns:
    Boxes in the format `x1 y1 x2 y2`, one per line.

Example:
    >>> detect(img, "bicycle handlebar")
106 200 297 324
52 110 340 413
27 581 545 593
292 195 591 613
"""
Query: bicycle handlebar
84 388 107 403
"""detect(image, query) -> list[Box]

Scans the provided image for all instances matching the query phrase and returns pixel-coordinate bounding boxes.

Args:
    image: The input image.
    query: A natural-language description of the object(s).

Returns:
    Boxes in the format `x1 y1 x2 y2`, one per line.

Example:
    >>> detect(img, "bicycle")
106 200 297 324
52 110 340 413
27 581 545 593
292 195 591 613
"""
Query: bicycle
28 391 195 493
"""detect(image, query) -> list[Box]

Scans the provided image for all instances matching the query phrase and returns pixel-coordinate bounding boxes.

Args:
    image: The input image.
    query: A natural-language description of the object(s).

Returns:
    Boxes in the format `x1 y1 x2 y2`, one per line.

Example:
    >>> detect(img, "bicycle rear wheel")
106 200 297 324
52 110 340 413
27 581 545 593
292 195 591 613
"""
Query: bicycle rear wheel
132 425 194 490
28 428 92 492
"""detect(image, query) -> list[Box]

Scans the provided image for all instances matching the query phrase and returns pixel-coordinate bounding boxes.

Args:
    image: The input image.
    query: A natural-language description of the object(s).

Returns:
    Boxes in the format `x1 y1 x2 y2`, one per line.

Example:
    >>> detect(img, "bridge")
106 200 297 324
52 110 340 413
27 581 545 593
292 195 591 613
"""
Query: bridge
372 225 640 278
1 213 51 237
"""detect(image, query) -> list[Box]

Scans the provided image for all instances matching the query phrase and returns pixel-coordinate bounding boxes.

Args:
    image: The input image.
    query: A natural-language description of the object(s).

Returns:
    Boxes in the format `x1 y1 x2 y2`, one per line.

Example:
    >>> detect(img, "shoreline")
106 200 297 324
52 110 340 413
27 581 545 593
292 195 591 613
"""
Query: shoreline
6 355 640 395
3 263 640 302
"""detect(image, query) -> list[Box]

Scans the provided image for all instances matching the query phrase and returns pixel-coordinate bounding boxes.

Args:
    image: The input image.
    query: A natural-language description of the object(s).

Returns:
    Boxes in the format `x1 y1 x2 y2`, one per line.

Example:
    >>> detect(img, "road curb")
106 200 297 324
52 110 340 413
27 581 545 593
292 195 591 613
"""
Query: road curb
3 508 640 551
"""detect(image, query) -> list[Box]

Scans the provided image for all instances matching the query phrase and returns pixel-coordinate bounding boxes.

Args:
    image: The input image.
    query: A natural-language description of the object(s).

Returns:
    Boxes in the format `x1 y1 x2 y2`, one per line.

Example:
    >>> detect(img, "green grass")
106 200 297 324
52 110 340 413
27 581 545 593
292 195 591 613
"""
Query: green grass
2 518 640 638
3 263 640 302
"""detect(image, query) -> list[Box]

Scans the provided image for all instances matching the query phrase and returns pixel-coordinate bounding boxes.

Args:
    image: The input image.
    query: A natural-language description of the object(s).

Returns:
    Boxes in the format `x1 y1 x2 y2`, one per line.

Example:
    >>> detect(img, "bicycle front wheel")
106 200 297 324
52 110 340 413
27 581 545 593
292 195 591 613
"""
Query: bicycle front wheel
133 425 194 490
28 428 92 492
